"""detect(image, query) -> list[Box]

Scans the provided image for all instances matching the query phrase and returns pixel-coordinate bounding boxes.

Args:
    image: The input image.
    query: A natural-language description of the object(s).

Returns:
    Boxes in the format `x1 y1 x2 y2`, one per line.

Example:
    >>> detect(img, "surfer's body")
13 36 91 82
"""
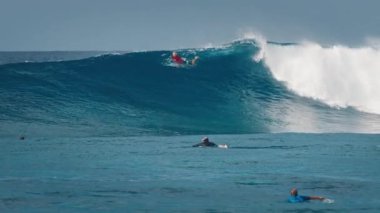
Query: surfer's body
192 137 217 147
192 137 228 148
171 52 199 65
288 188 326 203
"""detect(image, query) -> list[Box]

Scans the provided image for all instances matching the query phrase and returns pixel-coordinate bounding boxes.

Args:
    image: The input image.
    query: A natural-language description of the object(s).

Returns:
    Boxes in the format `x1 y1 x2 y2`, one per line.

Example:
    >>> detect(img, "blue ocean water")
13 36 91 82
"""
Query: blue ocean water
0 51 128 65
1 134 380 212
1 40 379 137
1 40 380 212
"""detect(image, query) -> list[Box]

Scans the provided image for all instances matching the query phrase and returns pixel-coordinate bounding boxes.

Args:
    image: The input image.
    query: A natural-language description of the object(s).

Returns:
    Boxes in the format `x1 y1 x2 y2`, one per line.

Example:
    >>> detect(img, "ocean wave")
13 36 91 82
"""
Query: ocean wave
259 40 380 115
1 38 379 137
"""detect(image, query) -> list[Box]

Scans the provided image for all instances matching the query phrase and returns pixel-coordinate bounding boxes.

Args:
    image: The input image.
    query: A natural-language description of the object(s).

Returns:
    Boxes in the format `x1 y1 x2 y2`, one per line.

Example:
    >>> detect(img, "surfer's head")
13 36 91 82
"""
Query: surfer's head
172 52 177 57
202 137 209 143
290 188 298 196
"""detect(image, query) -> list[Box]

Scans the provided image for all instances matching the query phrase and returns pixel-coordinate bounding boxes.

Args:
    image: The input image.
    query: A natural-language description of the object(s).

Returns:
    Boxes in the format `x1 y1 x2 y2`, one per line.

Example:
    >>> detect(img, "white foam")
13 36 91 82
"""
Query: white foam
322 198 335 204
259 40 380 115
239 31 267 62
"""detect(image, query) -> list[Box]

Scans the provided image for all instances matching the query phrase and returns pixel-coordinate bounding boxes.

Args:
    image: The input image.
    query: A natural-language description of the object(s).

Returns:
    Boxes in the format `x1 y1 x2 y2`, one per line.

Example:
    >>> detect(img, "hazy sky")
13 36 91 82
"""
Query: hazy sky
1 0 380 50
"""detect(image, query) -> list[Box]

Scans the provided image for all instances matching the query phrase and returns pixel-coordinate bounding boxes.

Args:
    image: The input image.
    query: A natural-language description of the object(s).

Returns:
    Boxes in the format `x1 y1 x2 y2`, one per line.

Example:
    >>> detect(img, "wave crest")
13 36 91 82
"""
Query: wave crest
261 41 380 114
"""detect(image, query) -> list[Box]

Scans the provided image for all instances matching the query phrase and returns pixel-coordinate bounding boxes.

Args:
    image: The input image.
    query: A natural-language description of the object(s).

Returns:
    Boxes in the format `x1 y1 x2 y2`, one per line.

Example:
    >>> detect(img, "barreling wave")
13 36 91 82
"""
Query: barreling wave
1 38 380 137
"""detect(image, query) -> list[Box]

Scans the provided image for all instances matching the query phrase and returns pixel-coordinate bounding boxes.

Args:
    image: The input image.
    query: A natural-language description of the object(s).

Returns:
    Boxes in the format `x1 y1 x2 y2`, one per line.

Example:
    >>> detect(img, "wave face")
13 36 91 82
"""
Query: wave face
1 40 380 137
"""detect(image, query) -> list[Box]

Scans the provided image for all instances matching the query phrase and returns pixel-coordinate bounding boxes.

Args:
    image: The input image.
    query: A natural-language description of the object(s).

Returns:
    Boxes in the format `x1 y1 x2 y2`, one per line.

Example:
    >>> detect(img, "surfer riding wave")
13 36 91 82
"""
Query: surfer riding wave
171 52 199 65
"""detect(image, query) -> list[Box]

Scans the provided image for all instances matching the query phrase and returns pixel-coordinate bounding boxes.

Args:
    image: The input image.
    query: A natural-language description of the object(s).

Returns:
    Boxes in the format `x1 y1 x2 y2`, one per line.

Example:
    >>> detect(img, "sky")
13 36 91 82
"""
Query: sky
1 0 380 51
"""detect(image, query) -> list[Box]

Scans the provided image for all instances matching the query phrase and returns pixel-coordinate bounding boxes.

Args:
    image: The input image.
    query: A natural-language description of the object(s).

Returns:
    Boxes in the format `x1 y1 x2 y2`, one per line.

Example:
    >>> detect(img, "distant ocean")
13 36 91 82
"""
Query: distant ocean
0 51 128 65
1 39 379 212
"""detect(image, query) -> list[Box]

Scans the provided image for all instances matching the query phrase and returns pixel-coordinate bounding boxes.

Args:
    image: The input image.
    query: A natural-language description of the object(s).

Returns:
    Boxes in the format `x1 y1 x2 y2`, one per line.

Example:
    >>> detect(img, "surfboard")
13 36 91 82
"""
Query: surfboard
322 198 334 204
218 144 229 149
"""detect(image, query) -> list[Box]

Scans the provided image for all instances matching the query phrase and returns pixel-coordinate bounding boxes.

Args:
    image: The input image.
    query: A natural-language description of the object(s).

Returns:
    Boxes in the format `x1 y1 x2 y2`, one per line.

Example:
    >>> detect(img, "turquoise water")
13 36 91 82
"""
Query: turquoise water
0 51 127 65
1 41 380 138
1 134 379 212
1 41 380 212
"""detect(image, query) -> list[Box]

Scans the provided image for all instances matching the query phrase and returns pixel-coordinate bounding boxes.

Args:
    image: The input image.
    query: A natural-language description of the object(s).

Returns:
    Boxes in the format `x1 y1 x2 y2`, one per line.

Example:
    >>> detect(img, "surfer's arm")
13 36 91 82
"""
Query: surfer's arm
192 143 202 147
209 142 217 147
191 56 199 65
307 196 325 201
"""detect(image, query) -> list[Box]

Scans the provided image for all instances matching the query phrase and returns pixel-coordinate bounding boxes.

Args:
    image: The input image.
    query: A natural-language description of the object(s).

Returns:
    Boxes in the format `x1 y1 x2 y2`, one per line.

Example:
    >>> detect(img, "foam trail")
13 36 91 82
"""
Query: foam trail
261 41 380 115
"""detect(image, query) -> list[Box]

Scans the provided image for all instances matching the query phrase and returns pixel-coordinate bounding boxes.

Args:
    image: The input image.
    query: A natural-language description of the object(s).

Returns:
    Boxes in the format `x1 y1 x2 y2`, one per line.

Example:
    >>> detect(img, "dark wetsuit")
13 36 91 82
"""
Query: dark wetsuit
192 141 217 147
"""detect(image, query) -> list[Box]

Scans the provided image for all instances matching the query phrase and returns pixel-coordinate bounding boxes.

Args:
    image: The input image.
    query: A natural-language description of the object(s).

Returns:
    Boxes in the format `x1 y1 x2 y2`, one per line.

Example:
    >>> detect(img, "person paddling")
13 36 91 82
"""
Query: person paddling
171 52 199 65
192 137 217 147
171 51 185 64
288 188 326 203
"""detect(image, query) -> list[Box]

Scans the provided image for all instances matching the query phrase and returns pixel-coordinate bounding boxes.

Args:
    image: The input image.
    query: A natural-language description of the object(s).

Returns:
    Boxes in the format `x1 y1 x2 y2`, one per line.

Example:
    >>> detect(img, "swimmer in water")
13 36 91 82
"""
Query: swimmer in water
288 188 326 203
192 137 217 147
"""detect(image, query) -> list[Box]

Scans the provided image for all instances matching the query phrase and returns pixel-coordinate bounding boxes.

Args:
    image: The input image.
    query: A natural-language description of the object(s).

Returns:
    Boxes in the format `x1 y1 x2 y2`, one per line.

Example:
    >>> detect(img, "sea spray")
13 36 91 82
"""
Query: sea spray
261 41 380 114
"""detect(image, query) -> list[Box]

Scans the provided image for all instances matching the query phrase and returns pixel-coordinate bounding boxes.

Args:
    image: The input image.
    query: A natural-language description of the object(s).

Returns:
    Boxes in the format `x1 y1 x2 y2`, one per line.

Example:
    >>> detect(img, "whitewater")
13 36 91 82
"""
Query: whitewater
258 40 380 115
